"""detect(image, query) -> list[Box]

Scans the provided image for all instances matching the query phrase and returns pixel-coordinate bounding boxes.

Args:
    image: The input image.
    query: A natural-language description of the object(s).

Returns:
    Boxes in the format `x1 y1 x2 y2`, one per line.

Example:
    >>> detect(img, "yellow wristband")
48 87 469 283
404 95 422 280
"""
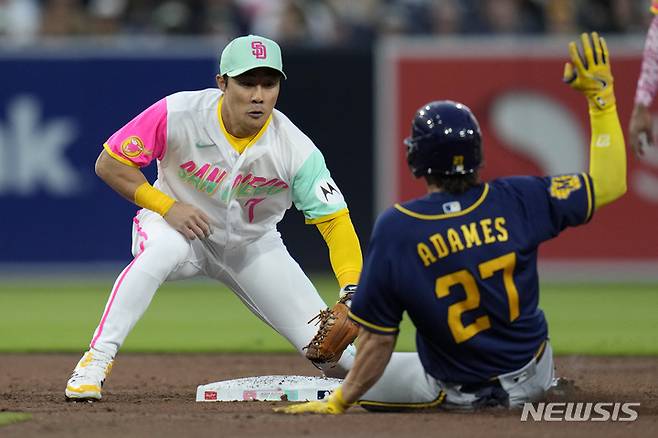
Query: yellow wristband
134 182 176 216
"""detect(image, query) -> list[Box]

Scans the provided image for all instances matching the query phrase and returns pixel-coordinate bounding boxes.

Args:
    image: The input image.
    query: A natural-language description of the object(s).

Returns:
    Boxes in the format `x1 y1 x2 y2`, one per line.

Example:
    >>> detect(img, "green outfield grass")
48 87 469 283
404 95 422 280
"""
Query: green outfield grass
0 412 32 427
0 276 656 355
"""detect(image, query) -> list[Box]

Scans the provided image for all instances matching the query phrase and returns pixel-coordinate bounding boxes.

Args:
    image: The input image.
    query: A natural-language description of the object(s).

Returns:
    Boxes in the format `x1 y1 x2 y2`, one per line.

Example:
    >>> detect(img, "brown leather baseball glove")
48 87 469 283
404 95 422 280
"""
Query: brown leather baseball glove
304 285 358 364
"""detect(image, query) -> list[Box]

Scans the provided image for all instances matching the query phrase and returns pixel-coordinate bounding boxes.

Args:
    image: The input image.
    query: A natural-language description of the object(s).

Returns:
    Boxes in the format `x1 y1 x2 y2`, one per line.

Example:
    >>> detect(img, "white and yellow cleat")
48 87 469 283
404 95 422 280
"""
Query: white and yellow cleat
65 349 114 401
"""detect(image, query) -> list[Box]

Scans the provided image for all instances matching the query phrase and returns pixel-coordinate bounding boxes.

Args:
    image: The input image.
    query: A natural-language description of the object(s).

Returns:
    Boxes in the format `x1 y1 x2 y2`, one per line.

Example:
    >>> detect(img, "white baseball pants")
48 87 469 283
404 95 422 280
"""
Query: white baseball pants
88 209 353 377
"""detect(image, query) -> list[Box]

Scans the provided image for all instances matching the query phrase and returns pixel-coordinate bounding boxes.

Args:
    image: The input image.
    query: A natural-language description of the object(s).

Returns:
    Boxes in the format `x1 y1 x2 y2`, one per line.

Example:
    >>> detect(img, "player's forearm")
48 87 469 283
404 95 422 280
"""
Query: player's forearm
96 149 149 201
316 213 362 288
96 149 175 215
588 105 627 209
340 329 396 404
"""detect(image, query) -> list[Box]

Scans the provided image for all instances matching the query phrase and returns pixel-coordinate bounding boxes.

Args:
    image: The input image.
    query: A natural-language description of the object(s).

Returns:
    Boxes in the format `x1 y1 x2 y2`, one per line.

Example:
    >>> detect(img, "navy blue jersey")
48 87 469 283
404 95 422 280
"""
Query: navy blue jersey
349 173 594 384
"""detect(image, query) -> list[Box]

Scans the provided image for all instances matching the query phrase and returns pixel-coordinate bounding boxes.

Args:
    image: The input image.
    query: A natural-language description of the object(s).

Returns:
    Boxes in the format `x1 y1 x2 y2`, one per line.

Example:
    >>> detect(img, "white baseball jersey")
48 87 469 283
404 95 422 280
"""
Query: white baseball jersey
104 88 348 249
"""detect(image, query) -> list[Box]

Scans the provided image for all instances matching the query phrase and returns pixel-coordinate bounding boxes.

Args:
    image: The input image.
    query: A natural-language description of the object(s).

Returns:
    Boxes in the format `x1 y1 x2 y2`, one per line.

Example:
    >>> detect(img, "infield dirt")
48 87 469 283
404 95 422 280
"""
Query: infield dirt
1 354 656 437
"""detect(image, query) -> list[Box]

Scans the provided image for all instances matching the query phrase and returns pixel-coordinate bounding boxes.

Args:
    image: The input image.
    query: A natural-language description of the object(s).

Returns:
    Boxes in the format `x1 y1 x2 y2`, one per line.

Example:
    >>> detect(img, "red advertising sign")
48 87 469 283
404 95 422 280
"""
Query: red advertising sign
376 39 658 260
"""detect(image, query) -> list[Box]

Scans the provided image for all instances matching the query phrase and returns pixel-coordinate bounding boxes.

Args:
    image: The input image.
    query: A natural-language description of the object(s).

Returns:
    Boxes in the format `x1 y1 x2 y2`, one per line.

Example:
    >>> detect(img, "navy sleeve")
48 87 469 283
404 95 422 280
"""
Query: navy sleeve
349 209 404 335
501 173 594 244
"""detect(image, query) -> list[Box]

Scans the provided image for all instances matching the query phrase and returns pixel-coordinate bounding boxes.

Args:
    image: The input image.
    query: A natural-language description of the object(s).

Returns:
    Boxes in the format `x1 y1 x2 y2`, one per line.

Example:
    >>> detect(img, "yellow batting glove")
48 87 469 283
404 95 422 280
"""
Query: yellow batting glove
563 32 615 111
273 387 351 415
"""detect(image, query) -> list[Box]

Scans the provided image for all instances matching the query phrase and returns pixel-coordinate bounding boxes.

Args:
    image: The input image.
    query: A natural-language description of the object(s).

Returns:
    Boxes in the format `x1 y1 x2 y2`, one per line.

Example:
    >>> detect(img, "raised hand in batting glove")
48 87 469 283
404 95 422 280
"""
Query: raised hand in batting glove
274 387 351 415
304 285 358 364
563 32 615 111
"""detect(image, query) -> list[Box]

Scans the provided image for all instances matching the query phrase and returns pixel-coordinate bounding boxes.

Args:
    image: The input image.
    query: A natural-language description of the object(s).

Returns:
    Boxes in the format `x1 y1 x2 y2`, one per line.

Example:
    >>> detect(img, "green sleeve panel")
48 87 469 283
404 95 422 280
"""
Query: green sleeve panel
292 149 348 221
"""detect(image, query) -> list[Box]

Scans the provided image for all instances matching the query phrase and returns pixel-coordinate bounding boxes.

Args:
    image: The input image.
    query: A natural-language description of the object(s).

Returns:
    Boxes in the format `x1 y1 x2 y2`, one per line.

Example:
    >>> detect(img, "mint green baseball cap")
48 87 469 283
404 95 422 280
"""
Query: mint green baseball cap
219 34 287 79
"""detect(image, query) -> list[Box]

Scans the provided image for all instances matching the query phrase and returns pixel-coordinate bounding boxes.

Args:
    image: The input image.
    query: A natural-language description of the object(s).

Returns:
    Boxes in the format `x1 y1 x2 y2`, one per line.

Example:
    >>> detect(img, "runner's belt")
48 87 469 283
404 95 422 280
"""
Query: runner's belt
460 339 548 394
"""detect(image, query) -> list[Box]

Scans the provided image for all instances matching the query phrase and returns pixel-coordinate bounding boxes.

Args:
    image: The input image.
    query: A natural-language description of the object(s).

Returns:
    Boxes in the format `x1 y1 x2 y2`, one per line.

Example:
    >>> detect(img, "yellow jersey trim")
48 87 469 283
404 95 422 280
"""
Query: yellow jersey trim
394 184 490 220
103 143 139 168
305 208 349 225
582 172 594 221
358 391 446 410
218 96 271 154
348 311 398 333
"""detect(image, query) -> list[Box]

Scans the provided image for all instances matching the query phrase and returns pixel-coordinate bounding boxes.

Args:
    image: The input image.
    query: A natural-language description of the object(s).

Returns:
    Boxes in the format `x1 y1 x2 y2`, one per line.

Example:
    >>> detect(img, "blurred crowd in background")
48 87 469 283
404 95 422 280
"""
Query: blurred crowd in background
0 0 655 46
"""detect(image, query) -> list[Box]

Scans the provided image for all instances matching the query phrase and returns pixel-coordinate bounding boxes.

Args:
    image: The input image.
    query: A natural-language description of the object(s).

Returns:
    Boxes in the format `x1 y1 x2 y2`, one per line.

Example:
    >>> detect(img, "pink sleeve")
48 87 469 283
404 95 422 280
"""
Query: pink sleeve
635 16 658 107
104 98 168 168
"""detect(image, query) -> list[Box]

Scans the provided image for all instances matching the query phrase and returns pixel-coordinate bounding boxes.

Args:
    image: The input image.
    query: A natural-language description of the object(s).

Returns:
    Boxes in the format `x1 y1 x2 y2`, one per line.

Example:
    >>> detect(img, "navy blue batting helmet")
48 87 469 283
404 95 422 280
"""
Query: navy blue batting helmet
405 100 483 177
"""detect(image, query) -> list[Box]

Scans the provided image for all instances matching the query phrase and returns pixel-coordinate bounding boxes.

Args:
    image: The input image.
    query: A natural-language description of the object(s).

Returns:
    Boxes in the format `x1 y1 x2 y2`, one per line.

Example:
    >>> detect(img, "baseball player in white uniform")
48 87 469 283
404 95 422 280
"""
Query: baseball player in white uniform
65 35 363 401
